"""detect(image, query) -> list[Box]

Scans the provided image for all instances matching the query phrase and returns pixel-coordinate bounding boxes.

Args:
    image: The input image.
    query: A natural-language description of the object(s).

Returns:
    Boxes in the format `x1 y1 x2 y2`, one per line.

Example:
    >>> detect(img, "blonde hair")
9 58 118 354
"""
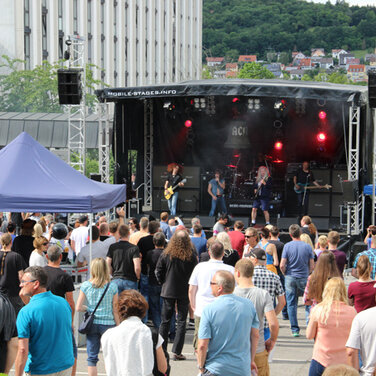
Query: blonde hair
90 258 110 288
300 233 314 250
33 223 44 238
1 233 12 248
318 235 328 249
216 232 234 257
33 236 48 250
322 364 359 376
313 277 348 325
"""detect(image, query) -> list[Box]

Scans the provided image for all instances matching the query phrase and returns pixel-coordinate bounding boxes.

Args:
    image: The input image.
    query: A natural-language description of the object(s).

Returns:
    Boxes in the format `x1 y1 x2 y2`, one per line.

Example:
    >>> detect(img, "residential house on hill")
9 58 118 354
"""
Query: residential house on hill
332 49 347 59
298 58 312 70
213 70 226 79
347 64 367 82
346 58 360 69
226 71 238 78
238 55 257 63
226 63 238 72
311 48 325 57
206 57 224 67
313 57 334 69
265 63 283 78
290 69 304 80
339 53 355 67
365 54 376 63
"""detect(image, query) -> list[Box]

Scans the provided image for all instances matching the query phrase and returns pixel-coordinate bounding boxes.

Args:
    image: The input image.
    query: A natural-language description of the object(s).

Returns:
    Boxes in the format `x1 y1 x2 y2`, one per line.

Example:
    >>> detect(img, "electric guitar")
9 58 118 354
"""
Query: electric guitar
254 176 269 198
164 179 187 200
294 183 332 194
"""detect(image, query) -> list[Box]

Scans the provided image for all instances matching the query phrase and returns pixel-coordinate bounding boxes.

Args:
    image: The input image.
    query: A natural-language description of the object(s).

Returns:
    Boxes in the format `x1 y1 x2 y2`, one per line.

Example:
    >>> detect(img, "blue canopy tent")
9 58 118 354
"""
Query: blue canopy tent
0 132 126 212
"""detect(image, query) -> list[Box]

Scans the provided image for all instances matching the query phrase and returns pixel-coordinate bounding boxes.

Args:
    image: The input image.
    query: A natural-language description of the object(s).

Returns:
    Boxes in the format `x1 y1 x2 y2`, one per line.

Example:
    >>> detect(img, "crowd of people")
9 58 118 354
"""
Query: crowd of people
0 210 375 376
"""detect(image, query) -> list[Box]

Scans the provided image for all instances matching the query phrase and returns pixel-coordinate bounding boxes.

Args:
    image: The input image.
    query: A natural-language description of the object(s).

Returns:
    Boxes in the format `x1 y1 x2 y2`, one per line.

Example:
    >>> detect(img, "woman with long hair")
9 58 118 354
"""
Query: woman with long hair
257 227 278 274
348 255 376 313
304 251 341 309
101 290 168 376
301 216 318 246
155 230 197 360
76 258 120 376
306 277 356 376
29 236 48 267
216 231 239 267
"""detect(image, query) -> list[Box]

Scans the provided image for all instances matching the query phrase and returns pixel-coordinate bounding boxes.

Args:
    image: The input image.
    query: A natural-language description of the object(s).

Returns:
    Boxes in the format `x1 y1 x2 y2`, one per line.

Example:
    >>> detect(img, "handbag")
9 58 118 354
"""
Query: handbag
78 283 110 335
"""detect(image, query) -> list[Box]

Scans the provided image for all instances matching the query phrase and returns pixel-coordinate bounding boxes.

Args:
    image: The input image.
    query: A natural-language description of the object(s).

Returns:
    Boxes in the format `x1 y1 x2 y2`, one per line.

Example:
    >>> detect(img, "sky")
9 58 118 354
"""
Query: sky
309 0 375 5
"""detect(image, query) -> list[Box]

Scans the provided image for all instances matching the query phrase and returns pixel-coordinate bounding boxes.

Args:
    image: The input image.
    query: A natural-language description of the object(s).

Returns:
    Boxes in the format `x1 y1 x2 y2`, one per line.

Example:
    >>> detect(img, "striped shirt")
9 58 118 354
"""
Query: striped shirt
81 281 118 325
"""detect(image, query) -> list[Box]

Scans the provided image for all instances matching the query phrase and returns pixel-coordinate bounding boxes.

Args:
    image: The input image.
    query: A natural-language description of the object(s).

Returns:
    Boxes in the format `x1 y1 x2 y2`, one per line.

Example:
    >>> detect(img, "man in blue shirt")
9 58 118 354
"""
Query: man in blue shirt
208 170 227 217
15 266 74 376
280 224 314 337
197 270 259 376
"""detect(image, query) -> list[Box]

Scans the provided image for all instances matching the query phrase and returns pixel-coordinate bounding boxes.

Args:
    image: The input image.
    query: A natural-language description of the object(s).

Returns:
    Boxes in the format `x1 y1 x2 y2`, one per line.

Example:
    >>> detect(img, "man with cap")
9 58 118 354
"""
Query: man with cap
248 247 286 341
70 215 89 256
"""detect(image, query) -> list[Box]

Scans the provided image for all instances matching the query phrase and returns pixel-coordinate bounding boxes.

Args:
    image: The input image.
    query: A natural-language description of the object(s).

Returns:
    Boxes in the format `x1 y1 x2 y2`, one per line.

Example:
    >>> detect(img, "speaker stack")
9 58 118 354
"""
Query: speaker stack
368 70 376 108
57 68 83 105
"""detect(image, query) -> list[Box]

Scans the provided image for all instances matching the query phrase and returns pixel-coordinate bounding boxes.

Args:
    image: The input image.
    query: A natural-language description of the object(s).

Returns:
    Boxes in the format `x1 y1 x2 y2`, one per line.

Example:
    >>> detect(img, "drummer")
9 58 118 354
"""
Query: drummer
208 170 227 217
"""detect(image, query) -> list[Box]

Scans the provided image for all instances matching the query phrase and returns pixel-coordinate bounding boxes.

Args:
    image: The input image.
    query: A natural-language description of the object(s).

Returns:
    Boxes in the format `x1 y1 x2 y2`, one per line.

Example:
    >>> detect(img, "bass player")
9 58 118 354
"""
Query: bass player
251 166 272 226
164 163 184 216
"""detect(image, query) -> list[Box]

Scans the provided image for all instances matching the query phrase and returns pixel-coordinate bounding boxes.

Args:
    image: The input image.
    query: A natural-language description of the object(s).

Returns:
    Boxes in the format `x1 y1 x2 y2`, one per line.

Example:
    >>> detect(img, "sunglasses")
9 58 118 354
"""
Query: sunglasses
245 235 256 238
42 242 49 246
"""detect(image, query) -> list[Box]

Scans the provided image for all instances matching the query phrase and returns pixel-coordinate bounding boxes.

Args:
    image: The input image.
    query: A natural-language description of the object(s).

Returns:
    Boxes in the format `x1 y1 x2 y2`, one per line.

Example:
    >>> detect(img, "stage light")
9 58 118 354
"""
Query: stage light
184 120 192 128
318 111 327 120
232 97 240 103
274 99 286 110
248 98 261 110
317 132 326 142
274 141 283 150
163 101 175 111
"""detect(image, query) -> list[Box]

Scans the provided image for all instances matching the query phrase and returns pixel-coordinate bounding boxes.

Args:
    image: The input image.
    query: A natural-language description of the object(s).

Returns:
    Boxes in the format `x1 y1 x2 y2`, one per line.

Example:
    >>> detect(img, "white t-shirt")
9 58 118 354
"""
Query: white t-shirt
29 250 48 267
188 259 234 317
70 226 89 255
77 241 109 280
346 306 376 376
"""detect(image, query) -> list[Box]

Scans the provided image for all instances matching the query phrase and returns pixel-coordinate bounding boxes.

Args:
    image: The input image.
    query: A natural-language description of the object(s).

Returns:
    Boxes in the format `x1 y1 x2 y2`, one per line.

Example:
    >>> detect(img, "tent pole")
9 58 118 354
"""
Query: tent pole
89 213 93 267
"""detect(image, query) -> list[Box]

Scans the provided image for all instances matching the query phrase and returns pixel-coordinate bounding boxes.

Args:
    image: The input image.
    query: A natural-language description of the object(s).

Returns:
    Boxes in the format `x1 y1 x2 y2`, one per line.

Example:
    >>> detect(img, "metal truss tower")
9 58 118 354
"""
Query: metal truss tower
97 103 111 184
143 99 153 211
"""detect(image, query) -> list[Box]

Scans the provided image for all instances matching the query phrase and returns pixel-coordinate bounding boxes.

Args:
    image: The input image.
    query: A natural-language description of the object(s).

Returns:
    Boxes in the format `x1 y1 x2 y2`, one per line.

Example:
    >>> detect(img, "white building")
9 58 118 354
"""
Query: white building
0 0 203 87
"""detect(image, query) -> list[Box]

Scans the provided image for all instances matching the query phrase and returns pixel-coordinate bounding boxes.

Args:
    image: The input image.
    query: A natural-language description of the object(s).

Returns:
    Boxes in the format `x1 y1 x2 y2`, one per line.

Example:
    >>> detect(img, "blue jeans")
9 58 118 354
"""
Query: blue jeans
86 323 114 366
112 278 138 294
278 272 288 319
149 284 163 328
168 192 178 216
285 275 307 333
308 359 325 376
209 196 227 217
140 273 149 323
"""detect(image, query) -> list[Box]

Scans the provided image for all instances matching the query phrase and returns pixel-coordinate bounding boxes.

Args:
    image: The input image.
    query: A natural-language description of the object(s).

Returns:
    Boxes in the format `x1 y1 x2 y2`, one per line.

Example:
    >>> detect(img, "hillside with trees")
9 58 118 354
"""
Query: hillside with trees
203 0 376 60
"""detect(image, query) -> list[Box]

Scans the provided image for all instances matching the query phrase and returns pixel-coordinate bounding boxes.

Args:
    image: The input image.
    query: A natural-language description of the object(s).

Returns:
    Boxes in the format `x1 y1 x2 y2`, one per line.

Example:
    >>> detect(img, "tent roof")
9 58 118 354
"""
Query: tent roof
0 132 126 213
96 78 368 104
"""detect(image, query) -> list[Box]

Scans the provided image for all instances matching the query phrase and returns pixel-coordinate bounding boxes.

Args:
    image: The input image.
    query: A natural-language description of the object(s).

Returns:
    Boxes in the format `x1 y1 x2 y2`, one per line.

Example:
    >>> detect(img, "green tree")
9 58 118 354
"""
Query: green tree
327 72 349 84
301 74 311 81
202 65 213 79
238 62 275 79
0 55 104 113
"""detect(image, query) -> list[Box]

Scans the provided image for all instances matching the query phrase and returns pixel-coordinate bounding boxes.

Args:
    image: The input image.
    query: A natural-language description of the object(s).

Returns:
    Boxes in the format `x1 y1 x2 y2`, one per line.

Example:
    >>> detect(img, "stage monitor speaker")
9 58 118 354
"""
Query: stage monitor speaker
57 68 83 105
369 70 376 108
135 213 157 222
349 241 368 265
178 189 200 212
342 180 358 203
229 217 250 228
198 216 216 229
277 217 299 231
310 217 330 231
331 169 347 193
311 169 331 186
308 193 330 217
331 193 343 218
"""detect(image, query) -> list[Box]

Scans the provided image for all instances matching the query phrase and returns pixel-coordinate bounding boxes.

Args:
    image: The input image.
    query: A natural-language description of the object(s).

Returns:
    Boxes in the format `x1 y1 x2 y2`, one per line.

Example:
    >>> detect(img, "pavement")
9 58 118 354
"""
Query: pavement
9 274 356 375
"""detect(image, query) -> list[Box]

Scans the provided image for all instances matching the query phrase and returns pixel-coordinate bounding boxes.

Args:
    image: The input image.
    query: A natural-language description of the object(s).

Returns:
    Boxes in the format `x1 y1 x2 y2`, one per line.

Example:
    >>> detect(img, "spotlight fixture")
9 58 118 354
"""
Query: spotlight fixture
317 132 326 142
248 98 261 111
163 101 175 111
184 120 192 128
274 141 283 151
274 99 286 111
318 111 327 120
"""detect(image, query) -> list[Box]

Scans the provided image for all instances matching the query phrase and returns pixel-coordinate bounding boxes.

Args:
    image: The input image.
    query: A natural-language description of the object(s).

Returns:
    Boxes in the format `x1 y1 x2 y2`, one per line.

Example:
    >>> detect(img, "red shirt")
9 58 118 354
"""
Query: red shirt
348 280 376 313
330 249 347 276
228 230 245 258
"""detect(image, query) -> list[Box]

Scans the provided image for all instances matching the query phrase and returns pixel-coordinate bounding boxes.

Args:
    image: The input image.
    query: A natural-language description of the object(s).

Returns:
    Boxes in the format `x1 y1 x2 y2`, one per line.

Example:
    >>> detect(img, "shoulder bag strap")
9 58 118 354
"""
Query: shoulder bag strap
92 283 110 315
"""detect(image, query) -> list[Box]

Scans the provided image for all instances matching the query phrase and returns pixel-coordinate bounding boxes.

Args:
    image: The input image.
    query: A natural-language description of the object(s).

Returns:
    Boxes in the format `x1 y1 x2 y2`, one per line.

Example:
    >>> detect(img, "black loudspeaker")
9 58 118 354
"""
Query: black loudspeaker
331 193 344 218
349 241 368 266
178 189 200 212
90 173 101 182
311 217 330 231
180 166 200 189
368 70 376 108
342 180 358 203
284 175 299 216
277 217 299 231
199 216 216 229
331 170 347 193
229 217 250 228
153 166 168 188
152 191 168 212
308 193 330 217
311 169 331 186
135 213 157 222
57 68 83 105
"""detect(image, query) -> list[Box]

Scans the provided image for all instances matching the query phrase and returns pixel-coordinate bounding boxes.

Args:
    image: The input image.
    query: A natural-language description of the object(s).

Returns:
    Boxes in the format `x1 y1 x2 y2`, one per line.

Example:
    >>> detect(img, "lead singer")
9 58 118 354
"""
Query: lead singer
251 166 272 226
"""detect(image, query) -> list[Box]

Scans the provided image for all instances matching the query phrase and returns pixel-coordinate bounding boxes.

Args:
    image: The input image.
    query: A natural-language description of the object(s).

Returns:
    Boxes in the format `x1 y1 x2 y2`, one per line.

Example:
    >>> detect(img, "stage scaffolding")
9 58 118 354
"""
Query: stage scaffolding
97 103 111 184
143 99 154 211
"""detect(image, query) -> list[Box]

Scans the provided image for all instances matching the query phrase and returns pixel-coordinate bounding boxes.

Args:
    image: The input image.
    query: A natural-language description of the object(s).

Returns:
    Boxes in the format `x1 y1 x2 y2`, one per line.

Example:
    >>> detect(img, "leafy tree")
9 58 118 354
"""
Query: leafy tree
301 74 311 81
202 65 213 79
238 62 275 79
327 72 349 84
0 55 104 113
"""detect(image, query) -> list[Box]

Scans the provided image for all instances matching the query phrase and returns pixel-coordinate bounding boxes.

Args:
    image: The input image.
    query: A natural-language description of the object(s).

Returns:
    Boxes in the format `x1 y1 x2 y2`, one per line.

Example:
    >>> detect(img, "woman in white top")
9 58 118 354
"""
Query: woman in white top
29 236 48 267
101 289 168 376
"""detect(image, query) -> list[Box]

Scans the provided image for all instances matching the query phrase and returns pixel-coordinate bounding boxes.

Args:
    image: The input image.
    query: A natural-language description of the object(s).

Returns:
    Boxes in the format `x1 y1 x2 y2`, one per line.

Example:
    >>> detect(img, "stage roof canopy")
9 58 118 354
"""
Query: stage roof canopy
96 79 368 104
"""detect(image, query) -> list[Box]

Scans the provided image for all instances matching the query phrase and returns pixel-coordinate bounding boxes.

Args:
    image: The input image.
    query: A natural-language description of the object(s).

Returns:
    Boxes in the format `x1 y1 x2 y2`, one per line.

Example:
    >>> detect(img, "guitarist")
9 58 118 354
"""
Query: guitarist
251 166 272 226
293 161 320 218
208 170 227 217
164 163 184 216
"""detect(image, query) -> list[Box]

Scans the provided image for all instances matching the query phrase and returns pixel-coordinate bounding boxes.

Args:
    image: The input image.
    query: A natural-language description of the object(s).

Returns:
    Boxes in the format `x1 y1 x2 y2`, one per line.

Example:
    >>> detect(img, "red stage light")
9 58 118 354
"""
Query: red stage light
317 132 326 142
274 141 283 150
232 97 240 103
184 120 192 128
318 111 327 120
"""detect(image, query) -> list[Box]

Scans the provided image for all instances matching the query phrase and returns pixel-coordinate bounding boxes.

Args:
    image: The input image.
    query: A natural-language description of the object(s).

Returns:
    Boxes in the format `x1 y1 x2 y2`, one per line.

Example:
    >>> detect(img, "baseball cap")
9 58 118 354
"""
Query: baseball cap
249 247 266 261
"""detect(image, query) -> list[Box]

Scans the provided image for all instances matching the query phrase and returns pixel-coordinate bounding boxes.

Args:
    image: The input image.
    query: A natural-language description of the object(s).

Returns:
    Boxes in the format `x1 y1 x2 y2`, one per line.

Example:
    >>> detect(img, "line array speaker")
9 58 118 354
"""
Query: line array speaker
369 70 376 108
57 68 83 105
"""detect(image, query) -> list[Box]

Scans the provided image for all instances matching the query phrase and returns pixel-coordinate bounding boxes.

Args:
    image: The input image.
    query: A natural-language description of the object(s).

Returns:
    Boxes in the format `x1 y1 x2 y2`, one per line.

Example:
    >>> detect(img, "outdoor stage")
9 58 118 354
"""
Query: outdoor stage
96 79 371 235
